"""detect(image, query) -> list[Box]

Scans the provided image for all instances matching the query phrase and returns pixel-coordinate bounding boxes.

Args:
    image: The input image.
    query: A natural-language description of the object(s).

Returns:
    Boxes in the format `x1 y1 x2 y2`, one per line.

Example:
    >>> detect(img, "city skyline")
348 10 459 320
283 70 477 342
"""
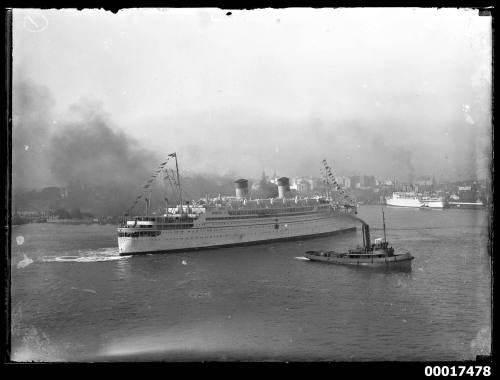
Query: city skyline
13 8 492 192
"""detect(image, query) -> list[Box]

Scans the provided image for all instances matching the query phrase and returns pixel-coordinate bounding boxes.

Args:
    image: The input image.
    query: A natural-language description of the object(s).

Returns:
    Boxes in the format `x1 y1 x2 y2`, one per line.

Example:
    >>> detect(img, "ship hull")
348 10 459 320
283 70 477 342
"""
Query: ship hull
118 212 358 255
421 199 446 209
420 204 445 209
385 200 422 208
119 227 356 255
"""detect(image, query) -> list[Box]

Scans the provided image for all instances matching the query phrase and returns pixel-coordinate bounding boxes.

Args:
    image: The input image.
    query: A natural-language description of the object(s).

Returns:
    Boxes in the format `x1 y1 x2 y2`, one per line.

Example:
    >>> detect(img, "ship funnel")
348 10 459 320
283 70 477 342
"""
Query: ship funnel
234 179 249 199
277 177 290 199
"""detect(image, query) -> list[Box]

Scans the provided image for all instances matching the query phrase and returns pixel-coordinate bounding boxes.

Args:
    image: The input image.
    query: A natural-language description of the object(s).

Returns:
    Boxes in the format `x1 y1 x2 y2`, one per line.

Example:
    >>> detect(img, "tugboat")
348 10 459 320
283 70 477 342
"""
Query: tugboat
304 210 414 270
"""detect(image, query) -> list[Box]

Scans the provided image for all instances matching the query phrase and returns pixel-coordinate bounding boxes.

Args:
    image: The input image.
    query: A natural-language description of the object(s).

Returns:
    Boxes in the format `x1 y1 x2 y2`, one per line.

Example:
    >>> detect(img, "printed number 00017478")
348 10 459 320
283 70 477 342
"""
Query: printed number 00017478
424 366 491 377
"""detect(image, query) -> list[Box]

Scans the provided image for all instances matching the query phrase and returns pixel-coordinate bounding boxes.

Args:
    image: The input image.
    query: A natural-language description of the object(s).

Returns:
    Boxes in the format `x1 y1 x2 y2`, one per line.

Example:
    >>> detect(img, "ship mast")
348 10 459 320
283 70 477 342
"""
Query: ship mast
173 153 183 213
323 168 330 200
382 208 387 243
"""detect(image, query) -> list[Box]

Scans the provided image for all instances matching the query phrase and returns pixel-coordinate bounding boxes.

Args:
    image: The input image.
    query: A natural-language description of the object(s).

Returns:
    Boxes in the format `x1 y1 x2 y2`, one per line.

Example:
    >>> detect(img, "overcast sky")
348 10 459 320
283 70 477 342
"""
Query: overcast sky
12 8 492 186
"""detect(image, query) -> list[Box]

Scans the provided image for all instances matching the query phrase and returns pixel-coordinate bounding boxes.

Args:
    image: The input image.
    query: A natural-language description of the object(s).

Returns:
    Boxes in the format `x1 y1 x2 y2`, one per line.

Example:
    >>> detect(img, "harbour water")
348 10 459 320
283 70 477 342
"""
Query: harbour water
10 206 491 361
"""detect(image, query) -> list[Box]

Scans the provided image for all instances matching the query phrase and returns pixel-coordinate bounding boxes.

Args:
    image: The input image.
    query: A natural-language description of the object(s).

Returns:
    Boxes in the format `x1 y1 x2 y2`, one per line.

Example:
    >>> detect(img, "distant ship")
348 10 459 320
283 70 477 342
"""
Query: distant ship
420 196 446 209
385 192 446 209
385 192 422 208
117 155 360 255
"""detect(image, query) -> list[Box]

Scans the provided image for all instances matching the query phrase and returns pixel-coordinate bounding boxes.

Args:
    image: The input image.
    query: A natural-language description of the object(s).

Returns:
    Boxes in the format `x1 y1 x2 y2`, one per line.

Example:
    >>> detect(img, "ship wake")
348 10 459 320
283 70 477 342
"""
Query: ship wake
42 247 131 263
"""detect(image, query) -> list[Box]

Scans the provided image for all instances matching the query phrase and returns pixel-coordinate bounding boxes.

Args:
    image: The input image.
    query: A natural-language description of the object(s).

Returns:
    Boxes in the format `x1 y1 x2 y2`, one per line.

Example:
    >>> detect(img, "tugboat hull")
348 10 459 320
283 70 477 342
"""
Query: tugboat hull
304 251 414 270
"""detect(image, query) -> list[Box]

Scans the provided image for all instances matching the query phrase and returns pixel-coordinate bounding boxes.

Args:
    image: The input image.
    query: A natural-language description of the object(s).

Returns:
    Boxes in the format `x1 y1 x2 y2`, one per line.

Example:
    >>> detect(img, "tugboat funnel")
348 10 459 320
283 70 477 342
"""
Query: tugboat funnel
362 224 371 249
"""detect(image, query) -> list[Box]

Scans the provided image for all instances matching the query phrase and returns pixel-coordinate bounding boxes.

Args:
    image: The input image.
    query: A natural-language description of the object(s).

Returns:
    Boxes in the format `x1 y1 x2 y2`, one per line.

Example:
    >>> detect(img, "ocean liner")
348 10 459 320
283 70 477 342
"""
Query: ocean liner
117 154 359 255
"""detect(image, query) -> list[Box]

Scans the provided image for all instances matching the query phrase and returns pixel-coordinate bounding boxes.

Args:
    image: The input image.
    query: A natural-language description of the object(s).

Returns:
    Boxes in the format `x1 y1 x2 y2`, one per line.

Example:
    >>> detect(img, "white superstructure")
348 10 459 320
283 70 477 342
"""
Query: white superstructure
385 192 423 208
386 192 446 209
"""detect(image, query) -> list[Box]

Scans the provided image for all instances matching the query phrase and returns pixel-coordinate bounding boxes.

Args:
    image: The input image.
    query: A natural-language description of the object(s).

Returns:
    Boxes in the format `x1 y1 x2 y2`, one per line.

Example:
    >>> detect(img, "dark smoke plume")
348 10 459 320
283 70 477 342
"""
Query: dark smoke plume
48 100 161 215
12 81 256 216
49 101 158 187
12 80 55 190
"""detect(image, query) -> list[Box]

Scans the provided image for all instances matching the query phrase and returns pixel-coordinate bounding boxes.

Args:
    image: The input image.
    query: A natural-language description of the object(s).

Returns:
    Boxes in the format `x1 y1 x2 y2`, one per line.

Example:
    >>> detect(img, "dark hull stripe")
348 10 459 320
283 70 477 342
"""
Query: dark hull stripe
120 226 357 256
